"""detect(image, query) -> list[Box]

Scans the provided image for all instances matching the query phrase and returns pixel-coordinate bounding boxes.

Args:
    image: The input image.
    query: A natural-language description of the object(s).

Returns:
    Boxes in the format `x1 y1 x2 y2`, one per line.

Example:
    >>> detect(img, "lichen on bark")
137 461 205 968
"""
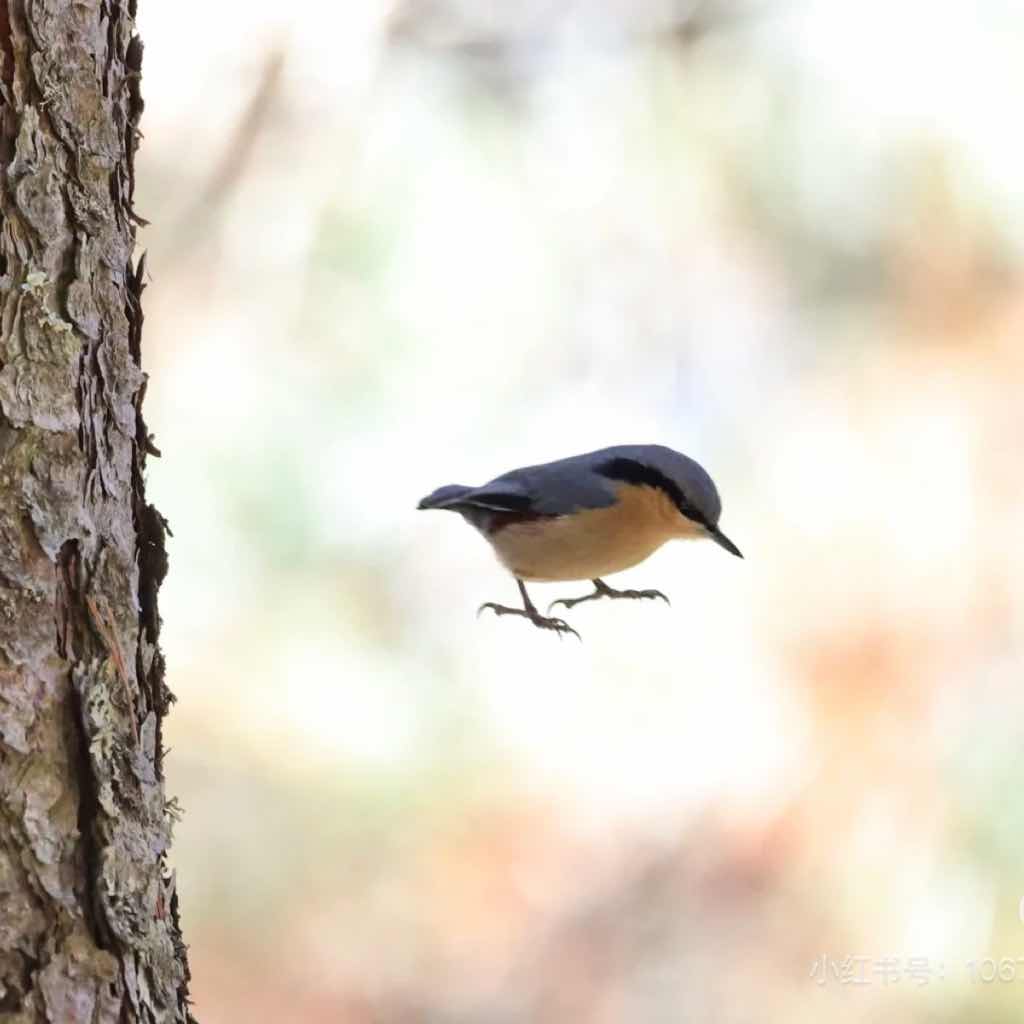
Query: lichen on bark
0 1 192 1021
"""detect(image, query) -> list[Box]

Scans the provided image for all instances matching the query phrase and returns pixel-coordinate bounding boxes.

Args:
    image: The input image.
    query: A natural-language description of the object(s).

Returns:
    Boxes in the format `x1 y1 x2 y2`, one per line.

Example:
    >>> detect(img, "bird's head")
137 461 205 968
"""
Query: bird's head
599 445 743 559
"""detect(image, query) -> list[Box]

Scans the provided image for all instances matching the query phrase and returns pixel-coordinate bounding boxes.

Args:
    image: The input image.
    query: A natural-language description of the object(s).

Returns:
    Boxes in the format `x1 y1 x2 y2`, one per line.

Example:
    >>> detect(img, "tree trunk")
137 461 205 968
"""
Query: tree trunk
0 2 192 1021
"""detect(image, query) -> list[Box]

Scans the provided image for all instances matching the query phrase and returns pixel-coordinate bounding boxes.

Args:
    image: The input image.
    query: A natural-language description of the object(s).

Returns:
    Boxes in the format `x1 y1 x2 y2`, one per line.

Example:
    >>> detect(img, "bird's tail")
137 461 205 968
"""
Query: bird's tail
417 484 474 510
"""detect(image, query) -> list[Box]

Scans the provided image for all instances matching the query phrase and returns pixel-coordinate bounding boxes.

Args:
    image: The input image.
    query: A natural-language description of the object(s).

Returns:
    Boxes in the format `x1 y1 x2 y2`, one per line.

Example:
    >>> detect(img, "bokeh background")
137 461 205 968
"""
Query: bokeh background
134 1 1024 1021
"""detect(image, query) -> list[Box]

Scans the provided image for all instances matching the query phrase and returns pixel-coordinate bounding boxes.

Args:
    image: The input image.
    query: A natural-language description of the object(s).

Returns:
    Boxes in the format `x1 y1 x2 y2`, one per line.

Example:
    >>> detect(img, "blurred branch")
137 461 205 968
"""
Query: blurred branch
164 46 286 264
387 0 765 55
384 0 770 99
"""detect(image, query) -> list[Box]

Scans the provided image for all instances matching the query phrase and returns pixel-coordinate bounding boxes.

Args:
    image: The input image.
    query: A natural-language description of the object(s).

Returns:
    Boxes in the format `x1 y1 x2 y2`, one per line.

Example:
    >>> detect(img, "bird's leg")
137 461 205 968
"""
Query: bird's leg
548 577 670 613
479 580 581 640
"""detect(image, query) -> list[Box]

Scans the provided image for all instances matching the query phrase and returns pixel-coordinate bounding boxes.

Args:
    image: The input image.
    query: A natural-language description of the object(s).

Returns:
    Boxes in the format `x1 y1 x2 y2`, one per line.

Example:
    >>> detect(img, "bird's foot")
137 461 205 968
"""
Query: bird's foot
548 578 670 614
477 602 581 640
607 586 671 605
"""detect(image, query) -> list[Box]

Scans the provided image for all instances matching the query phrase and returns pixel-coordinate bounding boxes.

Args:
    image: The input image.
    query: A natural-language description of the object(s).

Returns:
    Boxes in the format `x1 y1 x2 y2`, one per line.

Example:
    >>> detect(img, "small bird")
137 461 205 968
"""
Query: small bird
418 444 742 638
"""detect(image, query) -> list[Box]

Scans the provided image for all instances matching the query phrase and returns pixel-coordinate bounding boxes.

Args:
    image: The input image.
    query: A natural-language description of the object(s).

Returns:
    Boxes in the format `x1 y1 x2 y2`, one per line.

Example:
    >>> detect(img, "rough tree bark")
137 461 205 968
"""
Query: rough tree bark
0 2 192 1022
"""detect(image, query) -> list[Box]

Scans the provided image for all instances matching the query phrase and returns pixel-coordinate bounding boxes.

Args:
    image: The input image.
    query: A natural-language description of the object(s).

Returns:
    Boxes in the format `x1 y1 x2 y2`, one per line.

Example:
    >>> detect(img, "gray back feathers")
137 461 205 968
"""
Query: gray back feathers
419 444 723 528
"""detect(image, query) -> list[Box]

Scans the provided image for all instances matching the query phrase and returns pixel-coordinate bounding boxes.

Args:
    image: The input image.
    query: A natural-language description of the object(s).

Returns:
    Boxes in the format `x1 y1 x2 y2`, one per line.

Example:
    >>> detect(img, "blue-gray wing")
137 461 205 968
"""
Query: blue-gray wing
464 459 619 516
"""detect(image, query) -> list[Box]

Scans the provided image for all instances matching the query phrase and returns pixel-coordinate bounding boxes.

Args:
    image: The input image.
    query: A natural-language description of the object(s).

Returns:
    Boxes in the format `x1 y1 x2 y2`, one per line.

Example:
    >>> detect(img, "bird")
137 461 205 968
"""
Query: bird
418 444 742 638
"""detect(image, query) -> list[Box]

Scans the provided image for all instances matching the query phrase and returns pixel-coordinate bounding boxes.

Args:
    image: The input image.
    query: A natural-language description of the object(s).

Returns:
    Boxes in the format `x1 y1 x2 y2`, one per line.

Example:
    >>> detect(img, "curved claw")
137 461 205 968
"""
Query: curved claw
547 617 582 642
625 588 671 606
477 601 582 640
548 585 670 614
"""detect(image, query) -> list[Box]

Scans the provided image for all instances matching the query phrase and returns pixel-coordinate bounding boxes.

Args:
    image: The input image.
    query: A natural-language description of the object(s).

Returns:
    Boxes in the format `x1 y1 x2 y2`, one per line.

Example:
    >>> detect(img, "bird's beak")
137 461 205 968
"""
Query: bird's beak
708 526 743 559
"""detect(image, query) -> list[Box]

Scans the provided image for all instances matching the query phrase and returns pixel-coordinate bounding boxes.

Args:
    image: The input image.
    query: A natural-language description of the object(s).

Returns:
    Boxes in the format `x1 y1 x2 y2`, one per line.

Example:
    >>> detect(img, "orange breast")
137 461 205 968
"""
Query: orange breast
487 483 705 582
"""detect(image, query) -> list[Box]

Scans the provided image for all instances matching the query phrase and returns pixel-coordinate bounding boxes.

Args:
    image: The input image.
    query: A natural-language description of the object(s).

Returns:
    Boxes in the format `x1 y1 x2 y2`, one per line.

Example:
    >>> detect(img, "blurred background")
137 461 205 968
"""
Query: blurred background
134 1 1024 1021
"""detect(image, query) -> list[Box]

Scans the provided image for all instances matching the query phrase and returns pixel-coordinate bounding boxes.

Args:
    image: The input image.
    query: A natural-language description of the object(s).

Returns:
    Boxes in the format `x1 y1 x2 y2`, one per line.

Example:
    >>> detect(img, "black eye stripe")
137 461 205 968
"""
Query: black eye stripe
597 457 709 527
